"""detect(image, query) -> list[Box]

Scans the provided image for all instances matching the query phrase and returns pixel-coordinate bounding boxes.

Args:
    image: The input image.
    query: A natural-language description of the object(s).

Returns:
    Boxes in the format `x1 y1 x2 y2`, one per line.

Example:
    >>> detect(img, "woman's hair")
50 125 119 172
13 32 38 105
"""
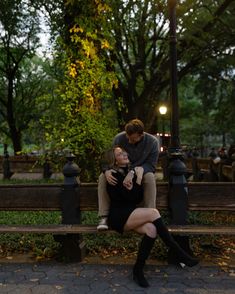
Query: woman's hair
103 145 127 168
103 148 116 168
125 119 144 135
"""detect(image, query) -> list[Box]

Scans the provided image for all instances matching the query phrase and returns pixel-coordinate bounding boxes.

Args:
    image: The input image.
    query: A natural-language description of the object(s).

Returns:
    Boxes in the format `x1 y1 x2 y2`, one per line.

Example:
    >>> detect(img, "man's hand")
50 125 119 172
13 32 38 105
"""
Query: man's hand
123 171 134 190
105 169 117 185
134 167 144 185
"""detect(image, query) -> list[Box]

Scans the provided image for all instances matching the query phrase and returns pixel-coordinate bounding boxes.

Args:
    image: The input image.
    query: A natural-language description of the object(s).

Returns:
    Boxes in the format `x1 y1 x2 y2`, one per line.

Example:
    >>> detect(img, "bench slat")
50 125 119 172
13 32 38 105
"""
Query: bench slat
0 182 234 211
0 224 234 235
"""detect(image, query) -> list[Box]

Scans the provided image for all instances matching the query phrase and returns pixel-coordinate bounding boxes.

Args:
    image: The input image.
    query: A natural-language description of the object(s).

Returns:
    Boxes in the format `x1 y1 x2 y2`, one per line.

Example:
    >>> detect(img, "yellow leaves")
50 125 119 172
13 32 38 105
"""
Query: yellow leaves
82 39 97 58
68 63 77 78
77 60 85 69
85 92 95 109
68 59 86 79
69 26 84 34
218 261 228 267
112 77 119 89
101 39 110 49
95 0 112 14
69 26 112 57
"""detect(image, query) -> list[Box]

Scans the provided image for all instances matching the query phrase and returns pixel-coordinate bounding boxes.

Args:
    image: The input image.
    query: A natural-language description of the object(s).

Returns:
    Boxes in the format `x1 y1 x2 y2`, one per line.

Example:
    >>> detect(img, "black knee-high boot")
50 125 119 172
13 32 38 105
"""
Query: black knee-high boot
133 234 155 288
153 218 198 267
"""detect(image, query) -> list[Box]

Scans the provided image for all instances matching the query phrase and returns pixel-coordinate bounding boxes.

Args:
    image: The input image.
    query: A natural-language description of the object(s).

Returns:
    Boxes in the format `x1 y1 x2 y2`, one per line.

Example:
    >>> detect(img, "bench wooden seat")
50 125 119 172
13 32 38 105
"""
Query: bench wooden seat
0 224 234 235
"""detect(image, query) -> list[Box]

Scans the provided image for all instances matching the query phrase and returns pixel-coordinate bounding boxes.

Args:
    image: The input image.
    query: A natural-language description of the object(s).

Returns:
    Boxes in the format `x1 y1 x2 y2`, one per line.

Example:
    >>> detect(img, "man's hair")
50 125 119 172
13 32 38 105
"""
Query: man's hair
125 119 144 135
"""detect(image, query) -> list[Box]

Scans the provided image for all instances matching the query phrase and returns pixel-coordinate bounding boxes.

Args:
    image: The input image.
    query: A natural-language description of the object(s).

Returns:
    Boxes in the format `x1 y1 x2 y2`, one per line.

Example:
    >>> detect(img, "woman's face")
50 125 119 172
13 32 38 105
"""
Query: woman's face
114 147 129 166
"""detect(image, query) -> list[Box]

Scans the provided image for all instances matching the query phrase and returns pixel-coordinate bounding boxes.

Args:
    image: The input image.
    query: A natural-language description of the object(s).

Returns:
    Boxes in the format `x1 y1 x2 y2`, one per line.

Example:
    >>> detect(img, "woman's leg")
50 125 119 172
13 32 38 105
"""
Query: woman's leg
133 233 155 288
124 207 160 234
123 208 160 288
152 218 198 267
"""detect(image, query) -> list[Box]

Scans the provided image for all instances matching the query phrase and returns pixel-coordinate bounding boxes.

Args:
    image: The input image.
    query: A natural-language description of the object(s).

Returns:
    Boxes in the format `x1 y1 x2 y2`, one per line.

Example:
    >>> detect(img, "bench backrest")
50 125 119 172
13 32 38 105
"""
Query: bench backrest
0 182 234 211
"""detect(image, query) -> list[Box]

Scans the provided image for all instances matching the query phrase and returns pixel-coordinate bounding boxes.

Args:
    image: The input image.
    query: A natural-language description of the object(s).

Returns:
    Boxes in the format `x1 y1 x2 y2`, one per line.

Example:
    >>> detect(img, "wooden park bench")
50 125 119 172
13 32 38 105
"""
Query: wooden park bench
186 158 211 181
219 162 235 182
184 157 235 182
0 181 234 261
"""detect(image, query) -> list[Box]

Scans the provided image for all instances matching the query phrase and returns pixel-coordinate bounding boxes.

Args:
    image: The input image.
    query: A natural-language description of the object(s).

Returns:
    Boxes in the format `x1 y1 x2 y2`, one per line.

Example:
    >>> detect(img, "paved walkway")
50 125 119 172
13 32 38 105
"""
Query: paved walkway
0 262 234 293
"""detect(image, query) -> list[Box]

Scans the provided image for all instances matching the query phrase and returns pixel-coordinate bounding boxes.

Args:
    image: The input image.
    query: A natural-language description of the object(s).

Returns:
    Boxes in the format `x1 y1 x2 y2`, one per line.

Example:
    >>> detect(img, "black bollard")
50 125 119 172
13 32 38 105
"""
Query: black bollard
2 144 13 180
160 148 169 181
167 148 194 265
43 157 53 179
54 153 86 262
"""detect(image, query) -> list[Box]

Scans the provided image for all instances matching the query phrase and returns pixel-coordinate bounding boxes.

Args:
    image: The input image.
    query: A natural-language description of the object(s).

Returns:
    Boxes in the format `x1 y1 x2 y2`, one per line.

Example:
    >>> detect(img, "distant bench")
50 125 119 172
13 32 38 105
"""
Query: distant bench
182 158 235 182
1 155 235 182
214 161 235 182
0 155 43 173
0 182 234 261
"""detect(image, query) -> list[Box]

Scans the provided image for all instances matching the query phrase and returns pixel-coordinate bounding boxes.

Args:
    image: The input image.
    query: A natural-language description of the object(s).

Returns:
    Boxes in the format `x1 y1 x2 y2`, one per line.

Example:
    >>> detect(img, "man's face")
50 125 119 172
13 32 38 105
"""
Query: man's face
126 133 143 144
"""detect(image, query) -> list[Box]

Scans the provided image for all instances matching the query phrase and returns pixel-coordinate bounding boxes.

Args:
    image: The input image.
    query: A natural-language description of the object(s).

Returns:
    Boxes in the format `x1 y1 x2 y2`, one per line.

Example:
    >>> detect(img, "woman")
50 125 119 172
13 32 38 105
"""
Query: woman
106 146 198 288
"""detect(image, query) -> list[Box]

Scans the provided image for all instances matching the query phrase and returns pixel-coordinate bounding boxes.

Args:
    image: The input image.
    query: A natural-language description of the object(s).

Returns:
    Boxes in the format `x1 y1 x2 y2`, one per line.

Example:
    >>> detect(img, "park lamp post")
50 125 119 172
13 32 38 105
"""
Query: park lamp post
159 105 167 136
167 0 193 262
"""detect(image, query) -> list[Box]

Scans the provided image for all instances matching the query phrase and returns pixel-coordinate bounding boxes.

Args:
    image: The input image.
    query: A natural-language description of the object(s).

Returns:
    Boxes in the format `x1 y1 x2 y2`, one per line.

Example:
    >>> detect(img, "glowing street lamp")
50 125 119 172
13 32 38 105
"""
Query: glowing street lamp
159 105 167 136
159 105 167 115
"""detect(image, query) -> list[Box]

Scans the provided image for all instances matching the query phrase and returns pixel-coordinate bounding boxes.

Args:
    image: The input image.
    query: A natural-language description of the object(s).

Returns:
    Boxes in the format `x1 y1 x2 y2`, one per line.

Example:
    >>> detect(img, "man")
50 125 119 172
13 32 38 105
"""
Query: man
97 118 159 230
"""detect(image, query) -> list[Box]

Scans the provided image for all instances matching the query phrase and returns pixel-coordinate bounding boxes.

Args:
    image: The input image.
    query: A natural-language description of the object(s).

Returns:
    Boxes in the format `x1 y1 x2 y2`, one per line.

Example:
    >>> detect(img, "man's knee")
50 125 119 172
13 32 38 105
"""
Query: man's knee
142 173 156 208
98 173 106 184
143 172 156 184
98 173 110 216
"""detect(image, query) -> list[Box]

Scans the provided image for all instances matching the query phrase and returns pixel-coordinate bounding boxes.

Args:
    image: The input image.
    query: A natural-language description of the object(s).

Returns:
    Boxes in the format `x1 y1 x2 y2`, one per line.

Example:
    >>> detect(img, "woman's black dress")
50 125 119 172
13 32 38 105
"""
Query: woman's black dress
107 167 143 233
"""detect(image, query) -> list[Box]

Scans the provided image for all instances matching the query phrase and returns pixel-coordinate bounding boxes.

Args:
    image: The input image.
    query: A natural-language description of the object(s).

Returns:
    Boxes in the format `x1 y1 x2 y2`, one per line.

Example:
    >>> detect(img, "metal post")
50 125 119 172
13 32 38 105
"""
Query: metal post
54 153 86 262
2 144 13 180
162 116 165 136
167 0 194 264
43 156 52 179
168 0 180 149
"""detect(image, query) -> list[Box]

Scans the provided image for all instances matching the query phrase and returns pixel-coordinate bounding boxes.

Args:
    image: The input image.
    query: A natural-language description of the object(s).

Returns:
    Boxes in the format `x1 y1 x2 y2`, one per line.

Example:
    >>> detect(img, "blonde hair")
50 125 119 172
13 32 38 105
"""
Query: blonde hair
103 145 129 169
103 148 116 168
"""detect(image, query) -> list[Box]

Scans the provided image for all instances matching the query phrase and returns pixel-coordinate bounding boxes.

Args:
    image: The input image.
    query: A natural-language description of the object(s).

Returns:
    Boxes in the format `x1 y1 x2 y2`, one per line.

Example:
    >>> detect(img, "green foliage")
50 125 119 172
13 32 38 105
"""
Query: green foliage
0 0 57 153
41 1 118 181
2 0 235 159
179 70 235 148
93 0 235 132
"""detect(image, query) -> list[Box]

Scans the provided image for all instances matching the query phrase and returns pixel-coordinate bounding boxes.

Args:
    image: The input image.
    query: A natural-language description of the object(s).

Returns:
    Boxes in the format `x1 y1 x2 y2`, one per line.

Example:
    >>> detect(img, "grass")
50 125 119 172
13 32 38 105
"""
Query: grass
0 178 63 185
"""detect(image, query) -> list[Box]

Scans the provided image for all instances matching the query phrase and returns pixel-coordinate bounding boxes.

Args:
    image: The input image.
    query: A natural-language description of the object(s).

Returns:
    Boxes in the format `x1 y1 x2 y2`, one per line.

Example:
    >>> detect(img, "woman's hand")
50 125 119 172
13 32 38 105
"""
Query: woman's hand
105 169 117 185
123 171 134 190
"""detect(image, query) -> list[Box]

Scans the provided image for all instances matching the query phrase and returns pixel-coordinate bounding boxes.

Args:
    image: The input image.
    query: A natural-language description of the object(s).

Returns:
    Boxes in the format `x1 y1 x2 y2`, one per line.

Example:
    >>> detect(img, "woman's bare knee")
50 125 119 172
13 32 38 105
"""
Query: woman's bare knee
150 208 160 221
143 223 157 238
123 208 161 231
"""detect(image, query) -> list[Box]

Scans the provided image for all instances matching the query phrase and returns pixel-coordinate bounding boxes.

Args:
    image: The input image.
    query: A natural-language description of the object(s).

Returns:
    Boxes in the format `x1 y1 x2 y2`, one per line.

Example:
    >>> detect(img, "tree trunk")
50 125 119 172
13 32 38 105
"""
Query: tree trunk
10 128 22 155
7 74 22 154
